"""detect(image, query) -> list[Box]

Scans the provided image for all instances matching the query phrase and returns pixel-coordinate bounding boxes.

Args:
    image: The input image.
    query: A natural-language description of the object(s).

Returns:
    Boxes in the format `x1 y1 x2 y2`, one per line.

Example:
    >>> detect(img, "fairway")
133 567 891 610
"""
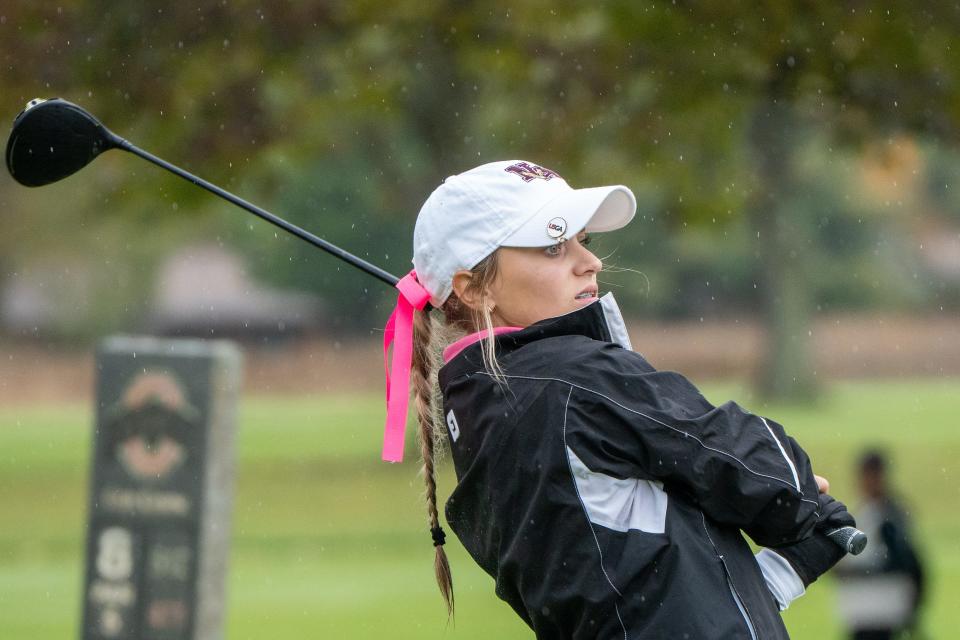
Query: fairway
0 380 956 638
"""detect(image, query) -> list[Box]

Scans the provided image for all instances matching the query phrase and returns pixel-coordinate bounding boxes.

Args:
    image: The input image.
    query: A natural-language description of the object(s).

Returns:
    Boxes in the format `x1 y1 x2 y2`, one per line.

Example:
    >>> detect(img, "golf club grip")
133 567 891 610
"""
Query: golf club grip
826 526 868 555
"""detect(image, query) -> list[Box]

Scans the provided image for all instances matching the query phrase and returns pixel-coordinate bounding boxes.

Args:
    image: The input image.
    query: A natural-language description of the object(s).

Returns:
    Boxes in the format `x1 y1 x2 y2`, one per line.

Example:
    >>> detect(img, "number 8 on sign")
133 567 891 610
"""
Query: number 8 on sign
96 527 133 581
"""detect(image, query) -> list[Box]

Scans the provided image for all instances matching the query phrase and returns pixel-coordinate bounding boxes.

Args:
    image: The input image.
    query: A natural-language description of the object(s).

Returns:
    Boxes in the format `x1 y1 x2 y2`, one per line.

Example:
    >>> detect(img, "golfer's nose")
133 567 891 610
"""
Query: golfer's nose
574 243 602 275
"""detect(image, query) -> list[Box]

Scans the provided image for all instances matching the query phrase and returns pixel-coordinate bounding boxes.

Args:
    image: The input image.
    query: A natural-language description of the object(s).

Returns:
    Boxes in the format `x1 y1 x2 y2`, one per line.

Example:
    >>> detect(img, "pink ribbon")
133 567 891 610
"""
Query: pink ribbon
382 270 432 462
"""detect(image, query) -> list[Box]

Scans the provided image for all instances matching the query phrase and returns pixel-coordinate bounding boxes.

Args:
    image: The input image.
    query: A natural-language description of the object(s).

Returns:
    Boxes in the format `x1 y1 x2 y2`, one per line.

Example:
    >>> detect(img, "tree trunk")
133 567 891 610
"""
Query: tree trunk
747 82 819 402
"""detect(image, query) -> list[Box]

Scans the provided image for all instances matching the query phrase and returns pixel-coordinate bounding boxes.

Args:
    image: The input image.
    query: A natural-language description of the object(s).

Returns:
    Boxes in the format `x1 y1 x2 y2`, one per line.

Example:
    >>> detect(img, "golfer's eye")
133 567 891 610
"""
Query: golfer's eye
544 243 563 257
578 232 592 246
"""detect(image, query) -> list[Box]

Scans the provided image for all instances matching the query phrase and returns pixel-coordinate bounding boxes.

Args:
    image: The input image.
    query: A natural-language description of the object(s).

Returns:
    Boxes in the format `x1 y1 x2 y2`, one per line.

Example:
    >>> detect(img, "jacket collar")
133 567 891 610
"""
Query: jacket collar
439 293 632 382
443 325 524 364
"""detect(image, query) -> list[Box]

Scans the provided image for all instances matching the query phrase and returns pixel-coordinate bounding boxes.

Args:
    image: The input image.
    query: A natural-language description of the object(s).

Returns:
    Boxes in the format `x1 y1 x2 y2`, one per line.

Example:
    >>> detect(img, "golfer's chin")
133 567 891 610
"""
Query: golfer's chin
546 296 601 320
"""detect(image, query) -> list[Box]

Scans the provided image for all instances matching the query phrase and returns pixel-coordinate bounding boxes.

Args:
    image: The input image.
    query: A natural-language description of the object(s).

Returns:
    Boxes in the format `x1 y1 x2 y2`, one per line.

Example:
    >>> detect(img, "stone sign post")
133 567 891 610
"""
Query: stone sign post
81 337 241 640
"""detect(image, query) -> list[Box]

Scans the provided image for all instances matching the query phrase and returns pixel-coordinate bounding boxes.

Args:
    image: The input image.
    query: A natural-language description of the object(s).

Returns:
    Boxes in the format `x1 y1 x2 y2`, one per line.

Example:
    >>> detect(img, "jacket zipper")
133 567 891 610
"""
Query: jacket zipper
700 513 758 640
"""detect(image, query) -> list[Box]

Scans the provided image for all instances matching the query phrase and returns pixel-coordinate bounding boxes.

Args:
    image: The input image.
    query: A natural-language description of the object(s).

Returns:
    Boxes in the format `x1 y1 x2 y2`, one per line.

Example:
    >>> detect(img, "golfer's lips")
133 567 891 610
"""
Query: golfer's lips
575 286 598 302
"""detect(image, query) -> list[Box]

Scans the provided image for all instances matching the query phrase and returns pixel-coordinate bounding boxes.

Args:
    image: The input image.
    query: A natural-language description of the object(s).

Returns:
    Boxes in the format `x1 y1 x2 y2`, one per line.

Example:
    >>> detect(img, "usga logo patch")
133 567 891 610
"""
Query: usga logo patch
546 217 567 239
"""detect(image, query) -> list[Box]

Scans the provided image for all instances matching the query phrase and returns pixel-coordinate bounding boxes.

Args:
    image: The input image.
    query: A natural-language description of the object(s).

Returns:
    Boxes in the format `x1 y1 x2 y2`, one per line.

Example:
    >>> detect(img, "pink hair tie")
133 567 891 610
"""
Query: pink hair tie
381 270 432 462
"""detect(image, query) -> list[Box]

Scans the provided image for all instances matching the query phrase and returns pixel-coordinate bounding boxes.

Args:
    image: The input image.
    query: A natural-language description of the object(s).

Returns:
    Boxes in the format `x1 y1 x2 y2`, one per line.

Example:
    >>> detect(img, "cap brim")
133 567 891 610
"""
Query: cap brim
500 185 636 247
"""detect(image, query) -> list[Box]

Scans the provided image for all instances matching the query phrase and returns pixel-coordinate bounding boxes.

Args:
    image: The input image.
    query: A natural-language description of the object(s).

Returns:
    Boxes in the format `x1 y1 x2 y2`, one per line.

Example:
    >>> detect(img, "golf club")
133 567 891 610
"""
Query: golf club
4 97 399 288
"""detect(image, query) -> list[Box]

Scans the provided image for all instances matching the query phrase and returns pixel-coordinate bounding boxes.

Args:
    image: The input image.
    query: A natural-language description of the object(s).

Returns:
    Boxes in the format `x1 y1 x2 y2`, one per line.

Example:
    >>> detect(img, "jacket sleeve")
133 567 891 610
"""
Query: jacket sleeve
563 343 821 547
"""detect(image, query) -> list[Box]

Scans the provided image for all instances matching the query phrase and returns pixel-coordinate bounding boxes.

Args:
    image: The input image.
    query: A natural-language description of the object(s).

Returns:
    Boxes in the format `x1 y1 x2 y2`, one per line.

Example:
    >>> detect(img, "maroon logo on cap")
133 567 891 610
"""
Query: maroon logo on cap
504 162 560 182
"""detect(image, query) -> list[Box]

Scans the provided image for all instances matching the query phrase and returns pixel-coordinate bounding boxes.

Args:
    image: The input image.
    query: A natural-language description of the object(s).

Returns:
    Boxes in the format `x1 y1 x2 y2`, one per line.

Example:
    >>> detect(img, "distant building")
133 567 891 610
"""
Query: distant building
0 263 95 337
0 245 323 340
915 219 960 281
149 245 323 339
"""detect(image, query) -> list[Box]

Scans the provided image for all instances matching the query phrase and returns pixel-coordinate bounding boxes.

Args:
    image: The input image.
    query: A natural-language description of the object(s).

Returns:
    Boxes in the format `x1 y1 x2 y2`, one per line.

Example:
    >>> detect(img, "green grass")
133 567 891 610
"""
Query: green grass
1 380 957 638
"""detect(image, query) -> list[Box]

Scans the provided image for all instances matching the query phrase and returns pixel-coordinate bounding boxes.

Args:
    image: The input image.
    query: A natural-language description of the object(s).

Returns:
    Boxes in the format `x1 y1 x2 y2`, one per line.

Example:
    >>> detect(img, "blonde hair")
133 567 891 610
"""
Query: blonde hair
410 251 502 618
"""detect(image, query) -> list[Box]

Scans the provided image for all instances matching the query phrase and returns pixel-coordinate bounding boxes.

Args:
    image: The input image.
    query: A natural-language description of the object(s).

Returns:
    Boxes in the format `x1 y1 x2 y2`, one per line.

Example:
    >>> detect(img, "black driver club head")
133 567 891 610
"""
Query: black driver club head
5 98 124 187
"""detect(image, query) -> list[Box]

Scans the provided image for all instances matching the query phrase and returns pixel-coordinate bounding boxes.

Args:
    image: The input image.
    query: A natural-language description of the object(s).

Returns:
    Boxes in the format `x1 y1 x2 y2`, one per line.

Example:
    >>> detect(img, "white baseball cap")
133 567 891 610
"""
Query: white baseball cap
412 160 636 306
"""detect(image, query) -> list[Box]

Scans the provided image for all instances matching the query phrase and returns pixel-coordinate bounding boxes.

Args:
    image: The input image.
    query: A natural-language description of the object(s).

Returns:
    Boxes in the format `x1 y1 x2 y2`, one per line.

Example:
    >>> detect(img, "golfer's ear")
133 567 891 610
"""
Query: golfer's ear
452 270 485 311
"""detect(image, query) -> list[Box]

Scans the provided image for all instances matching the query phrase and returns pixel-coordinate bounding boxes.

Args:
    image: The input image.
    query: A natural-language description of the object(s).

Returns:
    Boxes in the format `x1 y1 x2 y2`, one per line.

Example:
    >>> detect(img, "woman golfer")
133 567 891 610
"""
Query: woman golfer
381 160 856 639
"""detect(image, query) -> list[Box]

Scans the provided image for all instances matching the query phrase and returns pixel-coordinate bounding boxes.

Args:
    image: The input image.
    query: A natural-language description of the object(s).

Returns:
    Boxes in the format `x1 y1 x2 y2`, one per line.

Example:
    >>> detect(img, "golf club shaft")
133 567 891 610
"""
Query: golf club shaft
114 138 400 288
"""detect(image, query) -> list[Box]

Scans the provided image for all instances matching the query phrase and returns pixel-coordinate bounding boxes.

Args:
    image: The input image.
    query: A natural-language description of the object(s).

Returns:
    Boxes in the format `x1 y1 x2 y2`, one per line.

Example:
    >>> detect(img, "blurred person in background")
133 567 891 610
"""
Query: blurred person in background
835 449 926 639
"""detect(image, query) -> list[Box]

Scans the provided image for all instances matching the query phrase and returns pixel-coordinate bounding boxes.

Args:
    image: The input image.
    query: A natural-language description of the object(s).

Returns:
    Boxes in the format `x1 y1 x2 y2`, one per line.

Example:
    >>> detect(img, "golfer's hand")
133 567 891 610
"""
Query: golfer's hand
771 530 845 587
815 475 830 494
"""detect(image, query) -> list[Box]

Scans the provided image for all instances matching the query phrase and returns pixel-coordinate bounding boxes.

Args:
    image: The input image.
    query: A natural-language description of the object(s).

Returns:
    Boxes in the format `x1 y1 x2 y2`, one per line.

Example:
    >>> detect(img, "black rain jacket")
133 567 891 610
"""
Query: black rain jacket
439 295 821 639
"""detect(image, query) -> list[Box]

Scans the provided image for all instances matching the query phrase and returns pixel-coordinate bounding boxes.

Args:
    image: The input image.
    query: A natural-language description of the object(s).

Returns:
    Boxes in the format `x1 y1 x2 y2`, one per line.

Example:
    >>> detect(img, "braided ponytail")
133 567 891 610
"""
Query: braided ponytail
405 251 503 619
412 306 454 617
